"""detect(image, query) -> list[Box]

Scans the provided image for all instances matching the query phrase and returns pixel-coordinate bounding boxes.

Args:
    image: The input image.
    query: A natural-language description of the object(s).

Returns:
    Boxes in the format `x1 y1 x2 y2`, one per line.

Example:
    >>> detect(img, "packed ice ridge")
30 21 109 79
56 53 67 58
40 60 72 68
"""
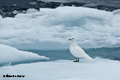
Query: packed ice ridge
0 7 120 49
0 44 49 65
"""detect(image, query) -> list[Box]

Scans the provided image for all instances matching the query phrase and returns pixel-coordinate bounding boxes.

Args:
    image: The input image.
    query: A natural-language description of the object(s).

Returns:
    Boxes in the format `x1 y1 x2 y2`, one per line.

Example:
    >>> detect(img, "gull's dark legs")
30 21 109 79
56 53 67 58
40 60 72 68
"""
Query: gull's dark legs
74 58 77 62
77 58 79 62
74 58 79 62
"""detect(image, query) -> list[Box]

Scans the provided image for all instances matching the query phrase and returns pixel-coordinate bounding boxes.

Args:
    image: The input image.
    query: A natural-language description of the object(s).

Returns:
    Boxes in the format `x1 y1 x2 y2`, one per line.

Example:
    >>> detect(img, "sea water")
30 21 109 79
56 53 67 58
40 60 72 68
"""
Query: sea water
24 47 120 61
1 47 120 67
0 47 119 67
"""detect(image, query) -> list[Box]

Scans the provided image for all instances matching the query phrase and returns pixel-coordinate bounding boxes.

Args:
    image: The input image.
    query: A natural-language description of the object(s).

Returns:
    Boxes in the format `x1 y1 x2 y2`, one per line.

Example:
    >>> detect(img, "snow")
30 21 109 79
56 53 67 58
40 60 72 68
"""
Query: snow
0 57 120 80
0 44 49 65
113 9 120 14
26 8 39 14
0 7 120 49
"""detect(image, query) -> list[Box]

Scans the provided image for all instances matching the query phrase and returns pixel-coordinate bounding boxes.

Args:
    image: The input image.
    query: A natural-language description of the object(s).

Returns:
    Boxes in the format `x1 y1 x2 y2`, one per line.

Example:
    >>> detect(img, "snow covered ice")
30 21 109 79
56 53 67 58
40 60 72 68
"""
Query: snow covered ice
0 7 120 49
0 58 120 80
0 44 49 65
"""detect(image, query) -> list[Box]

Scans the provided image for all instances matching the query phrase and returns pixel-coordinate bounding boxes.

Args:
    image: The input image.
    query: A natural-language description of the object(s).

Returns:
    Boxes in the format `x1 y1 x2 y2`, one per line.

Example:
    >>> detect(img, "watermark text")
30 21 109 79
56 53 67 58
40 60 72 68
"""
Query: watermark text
3 74 25 78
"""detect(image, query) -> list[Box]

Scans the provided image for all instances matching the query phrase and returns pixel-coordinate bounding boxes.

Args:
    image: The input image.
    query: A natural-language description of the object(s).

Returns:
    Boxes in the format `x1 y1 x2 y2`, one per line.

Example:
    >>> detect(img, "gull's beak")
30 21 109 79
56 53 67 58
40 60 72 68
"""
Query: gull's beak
68 39 72 41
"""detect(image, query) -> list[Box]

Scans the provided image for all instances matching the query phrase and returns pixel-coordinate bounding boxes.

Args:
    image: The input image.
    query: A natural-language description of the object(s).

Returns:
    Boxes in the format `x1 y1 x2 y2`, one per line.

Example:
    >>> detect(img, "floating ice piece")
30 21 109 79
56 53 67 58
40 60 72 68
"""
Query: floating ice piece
0 44 49 65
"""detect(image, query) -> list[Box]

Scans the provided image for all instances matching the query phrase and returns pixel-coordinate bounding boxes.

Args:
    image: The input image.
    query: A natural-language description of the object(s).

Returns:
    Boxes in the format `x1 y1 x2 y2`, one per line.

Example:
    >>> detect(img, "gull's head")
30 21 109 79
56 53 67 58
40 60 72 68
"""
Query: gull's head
68 38 74 41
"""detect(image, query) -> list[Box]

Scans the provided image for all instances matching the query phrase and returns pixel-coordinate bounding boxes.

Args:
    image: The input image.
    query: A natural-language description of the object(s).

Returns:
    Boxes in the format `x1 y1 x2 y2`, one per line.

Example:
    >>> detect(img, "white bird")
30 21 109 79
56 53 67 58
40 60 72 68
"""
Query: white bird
68 38 93 62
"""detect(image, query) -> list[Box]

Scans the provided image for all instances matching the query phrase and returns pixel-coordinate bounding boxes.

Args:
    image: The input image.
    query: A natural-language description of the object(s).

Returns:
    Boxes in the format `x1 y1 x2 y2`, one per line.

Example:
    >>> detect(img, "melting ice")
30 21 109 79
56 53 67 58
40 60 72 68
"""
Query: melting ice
0 7 120 49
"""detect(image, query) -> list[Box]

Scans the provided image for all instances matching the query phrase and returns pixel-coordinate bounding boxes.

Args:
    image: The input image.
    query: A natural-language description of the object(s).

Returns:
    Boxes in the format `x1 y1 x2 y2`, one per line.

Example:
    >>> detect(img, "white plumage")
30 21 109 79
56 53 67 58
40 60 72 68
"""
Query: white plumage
69 38 93 61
